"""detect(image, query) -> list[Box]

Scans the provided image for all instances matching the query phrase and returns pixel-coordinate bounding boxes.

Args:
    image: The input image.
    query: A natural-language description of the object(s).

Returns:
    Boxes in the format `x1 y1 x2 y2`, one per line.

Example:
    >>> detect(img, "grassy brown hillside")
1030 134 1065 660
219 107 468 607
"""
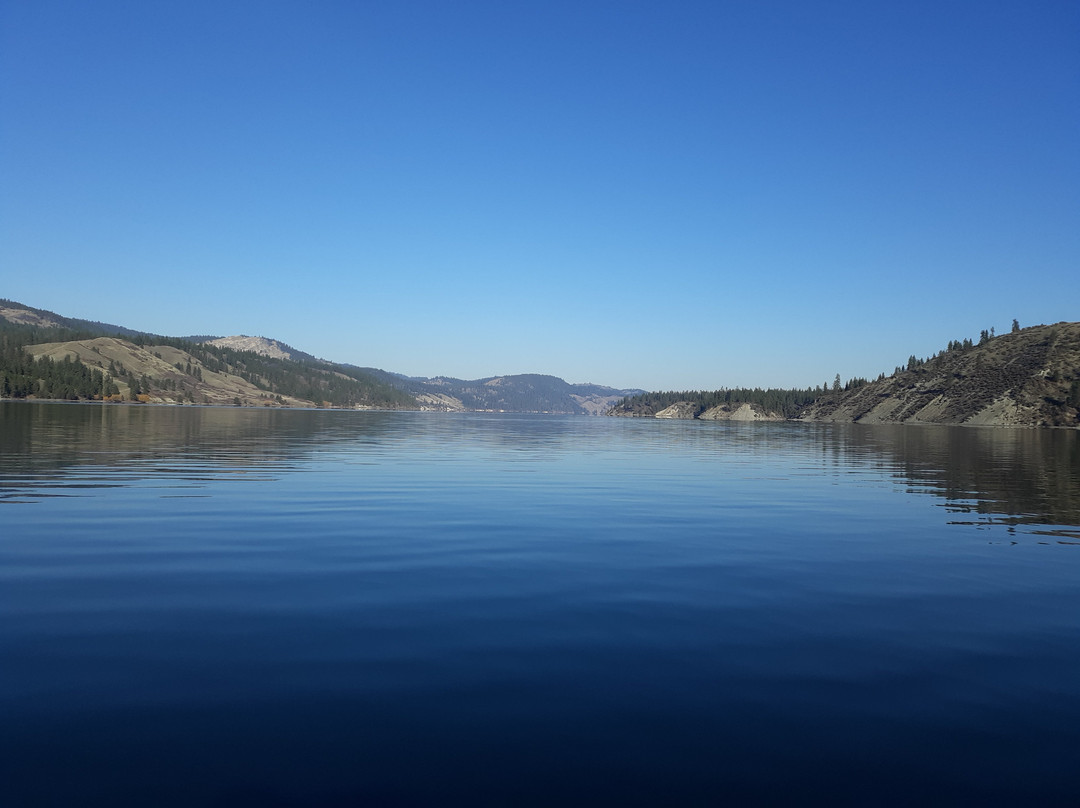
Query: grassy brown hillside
24 337 301 407
799 322 1080 427
1 299 420 408
20 335 419 409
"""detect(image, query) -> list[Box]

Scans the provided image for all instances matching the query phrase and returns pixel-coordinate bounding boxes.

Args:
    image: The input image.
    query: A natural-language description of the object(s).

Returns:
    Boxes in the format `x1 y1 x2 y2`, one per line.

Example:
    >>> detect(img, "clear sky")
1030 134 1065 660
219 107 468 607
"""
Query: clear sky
2 1 1077 391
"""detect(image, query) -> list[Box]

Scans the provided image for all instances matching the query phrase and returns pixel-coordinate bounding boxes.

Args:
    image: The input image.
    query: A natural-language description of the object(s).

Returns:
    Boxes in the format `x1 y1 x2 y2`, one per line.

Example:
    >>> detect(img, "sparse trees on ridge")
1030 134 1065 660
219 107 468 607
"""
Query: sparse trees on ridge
611 320 1043 419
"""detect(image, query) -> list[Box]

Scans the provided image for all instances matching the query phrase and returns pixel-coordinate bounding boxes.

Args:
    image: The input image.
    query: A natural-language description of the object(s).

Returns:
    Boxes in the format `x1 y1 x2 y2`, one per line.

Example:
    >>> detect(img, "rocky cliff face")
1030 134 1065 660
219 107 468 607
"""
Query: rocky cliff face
800 322 1080 428
652 401 785 421
654 402 702 419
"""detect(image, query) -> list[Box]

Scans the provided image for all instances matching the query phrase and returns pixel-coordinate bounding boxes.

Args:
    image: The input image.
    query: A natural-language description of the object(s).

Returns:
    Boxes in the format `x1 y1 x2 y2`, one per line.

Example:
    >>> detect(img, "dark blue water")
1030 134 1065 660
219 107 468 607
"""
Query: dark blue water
3 402 1079 805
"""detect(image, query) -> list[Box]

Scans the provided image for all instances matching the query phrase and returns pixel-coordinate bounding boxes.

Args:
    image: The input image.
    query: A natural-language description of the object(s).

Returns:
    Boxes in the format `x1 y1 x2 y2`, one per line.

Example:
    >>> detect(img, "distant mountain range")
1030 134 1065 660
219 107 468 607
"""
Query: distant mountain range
172 334 639 414
0 299 642 414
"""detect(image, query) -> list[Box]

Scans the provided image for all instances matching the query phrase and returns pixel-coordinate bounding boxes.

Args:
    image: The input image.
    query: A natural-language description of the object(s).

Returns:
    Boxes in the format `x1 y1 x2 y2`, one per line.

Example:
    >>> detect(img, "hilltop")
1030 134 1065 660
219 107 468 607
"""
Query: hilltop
201 335 316 363
0 300 145 337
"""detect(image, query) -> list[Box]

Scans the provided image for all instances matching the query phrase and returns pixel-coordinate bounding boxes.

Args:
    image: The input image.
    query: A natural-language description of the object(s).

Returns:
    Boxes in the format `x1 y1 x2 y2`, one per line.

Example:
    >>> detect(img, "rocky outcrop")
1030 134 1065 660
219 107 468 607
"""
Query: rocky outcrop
655 402 702 419
207 335 295 361
652 401 784 422
699 402 784 421
415 392 465 411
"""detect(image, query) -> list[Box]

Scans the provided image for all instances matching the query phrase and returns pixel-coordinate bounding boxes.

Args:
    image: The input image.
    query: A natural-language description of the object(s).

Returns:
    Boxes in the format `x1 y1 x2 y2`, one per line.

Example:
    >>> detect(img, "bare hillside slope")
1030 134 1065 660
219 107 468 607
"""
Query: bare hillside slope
799 322 1080 427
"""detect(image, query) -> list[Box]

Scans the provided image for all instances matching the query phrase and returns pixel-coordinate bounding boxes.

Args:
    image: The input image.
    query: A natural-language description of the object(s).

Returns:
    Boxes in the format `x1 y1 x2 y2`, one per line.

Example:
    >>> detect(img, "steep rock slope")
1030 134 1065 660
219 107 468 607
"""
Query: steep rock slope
800 323 1080 427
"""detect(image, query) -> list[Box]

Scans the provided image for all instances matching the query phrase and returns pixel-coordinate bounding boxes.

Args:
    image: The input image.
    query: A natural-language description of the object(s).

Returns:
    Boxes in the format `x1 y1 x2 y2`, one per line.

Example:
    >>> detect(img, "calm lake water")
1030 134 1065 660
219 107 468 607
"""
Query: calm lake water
3 402 1080 806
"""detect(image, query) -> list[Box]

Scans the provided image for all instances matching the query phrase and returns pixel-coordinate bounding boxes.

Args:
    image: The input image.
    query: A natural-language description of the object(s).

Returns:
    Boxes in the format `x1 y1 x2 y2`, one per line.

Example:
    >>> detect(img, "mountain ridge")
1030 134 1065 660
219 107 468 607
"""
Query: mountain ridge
367 370 642 415
0 299 641 413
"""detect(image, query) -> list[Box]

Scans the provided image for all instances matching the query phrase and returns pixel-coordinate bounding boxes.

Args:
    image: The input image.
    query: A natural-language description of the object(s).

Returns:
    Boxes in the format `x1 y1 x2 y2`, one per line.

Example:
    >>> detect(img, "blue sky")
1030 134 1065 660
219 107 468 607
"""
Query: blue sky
2 1 1077 390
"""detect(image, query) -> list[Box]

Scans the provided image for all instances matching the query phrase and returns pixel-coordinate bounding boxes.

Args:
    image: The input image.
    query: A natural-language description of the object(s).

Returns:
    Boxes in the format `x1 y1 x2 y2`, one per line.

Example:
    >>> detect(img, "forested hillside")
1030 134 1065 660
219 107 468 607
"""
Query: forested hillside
608 386 826 419
1 301 417 409
1 305 127 399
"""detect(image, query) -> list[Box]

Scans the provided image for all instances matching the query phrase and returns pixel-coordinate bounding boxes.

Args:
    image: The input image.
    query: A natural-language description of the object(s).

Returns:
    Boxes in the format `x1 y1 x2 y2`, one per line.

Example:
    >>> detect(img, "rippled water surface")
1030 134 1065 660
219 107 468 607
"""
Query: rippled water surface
3 402 1080 805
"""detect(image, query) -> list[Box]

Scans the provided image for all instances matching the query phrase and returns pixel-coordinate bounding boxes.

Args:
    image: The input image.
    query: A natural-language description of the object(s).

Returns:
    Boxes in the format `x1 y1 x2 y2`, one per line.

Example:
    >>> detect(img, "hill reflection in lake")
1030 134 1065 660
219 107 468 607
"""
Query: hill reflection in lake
2 402 1079 805
3 402 1077 534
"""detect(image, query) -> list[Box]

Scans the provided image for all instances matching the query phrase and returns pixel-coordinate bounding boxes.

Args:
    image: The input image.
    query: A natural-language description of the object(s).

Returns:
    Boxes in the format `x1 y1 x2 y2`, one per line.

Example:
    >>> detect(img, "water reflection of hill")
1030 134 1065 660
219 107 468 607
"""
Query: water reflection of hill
0 403 419 502
837 423 1080 535
0 401 396 467
623 419 1080 533
3 403 1077 533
